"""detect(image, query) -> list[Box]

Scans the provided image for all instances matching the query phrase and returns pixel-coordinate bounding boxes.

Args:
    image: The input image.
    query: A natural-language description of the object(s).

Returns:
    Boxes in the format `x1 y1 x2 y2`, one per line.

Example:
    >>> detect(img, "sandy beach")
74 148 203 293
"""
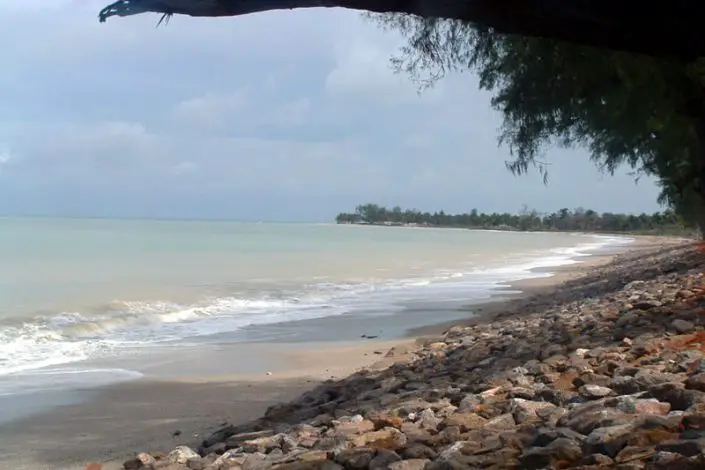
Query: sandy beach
0 235 694 470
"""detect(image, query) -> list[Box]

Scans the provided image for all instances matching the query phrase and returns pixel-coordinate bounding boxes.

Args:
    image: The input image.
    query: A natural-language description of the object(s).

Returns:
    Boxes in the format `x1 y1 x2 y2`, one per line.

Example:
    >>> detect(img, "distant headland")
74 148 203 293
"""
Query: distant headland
335 203 695 236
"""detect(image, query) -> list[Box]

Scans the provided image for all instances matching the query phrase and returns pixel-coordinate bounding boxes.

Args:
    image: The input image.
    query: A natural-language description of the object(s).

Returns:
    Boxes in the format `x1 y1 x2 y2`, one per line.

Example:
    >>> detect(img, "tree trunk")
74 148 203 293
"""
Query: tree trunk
694 112 705 241
697 213 705 240
98 0 705 60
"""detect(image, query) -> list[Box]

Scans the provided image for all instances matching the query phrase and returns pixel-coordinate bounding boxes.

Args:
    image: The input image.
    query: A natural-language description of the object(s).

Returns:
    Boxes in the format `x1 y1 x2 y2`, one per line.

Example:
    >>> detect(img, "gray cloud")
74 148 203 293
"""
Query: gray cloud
0 1 662 221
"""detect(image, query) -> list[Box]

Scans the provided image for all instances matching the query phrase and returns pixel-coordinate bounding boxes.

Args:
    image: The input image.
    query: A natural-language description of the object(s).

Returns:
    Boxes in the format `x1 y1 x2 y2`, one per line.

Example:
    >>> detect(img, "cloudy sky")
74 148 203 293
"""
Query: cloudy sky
0 1 662 221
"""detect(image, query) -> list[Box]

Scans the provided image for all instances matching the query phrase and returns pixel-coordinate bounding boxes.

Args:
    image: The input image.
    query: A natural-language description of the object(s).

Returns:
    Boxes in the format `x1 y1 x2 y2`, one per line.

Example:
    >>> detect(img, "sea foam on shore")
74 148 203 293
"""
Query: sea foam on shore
0 233 632 393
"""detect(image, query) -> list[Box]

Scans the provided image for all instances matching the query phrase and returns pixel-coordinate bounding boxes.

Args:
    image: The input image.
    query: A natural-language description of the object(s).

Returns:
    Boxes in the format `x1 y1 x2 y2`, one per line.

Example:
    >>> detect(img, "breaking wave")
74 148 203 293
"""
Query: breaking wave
0 234 632 377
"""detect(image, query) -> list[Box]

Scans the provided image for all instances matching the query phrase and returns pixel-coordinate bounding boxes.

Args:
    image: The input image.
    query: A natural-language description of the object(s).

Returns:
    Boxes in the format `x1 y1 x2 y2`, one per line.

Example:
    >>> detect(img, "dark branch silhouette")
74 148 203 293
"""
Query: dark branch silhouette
98 1 705 60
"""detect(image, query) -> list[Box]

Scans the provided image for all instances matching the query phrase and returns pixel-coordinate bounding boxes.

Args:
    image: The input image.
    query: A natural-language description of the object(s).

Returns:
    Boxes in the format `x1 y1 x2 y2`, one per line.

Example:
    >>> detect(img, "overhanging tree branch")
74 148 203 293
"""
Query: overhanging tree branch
98 1 705 61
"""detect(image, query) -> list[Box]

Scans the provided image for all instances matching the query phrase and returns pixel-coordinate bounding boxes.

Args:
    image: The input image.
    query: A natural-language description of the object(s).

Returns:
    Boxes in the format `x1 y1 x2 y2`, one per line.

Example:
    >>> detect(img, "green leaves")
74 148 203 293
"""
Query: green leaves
371 14 705 230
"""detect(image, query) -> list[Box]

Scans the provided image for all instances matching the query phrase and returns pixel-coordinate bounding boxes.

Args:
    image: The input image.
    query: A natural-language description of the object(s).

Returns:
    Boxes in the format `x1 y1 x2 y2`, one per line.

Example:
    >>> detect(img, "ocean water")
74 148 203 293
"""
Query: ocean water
0 217 633 401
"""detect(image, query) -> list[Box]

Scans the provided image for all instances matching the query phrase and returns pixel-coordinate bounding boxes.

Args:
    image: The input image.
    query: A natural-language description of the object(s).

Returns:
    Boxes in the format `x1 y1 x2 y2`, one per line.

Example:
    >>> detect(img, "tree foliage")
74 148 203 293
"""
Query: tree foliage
335 203 691 235
370 14 705 234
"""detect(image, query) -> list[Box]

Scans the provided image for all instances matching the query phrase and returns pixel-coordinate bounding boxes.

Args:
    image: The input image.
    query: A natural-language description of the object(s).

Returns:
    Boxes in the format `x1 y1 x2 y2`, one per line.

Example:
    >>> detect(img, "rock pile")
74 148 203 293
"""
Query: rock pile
123 243 705 469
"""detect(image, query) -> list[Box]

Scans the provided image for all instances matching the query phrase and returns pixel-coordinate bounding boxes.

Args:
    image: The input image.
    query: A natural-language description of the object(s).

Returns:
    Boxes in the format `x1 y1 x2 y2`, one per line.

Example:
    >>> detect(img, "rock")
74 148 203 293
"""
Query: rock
634 399 672 416
122 459 143 470
672 319 695 334
657 439 705 457
557 403 631 435
583 424 634 458
332 418 375 436
368 412 404 429
485 413 517 430
241 434 285 453
658 388 705 411
650 451 690 468
508 387 535 400
686 373 705 392
400 422 433 444
186 458 207 470
634 300 662 310
520 438 583 469
579 384 614 399
613 370 677 394
334 449 375 469
626 428 679 447
615 446 656 463
369 450 402 470
457 394 481 412
401 443 437 460
440 412 487 431
350 427 407 450
530 427 585 447
388 459 430 470
124 453 158 470
225 430 276 449
417 409 440 430
510 398 556 424
168 446 200 465
682 413 705 430
579 453 615 466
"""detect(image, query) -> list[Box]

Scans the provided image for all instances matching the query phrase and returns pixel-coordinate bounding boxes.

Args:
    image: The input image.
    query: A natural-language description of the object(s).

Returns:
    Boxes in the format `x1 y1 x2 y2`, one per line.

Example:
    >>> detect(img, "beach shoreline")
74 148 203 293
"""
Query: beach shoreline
0 234 693 470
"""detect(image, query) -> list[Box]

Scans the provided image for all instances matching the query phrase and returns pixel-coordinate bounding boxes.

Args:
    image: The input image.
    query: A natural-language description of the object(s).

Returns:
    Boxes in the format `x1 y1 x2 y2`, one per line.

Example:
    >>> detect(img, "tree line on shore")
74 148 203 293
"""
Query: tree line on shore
336 203 694 235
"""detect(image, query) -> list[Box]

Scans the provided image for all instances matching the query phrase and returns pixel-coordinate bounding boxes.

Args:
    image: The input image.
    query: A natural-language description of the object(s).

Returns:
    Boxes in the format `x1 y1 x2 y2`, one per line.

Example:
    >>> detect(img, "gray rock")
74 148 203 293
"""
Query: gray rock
634 300 662 310
334 449 375 469
656 439 705 457
187 458 207 470
520 438 582 469
168 446 200 465
417 408 441 430
530 427 586 447
612 370 676 394
510 398 556 424
579 384 614 399
388 459 430 470
479 413 513 431
456 394 481 412
369 450 402 470
657 388 705 411
583 424 633 458
686 373 705 392
401 443 438 460
672 319 695 334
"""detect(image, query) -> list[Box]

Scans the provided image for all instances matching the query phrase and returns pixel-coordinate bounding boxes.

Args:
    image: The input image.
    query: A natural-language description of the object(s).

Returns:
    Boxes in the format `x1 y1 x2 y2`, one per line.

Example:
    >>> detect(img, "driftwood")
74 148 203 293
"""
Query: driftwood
98 1 705 60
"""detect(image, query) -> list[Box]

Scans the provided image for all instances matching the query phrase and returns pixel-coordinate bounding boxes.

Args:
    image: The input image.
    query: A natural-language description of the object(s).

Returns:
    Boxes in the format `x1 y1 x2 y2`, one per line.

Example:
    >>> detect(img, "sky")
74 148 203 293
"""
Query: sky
0 1 663 221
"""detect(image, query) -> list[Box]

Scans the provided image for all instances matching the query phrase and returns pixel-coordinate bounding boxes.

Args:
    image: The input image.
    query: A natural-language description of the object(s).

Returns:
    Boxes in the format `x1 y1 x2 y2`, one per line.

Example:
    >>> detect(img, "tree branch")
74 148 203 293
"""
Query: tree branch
98 1 705 61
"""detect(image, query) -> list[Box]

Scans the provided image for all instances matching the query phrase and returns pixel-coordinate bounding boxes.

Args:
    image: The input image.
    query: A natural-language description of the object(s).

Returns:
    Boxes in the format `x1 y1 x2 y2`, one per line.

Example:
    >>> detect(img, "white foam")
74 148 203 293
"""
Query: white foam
0 233 632 378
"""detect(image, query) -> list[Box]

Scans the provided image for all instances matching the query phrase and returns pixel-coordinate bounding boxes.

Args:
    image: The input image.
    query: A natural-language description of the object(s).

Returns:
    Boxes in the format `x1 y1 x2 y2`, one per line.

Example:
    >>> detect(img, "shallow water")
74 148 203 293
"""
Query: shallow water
0 217 634 401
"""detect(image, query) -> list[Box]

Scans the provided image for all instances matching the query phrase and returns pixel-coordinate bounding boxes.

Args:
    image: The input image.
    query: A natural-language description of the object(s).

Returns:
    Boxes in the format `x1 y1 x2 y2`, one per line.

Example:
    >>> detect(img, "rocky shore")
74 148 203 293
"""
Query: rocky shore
120 242 705 470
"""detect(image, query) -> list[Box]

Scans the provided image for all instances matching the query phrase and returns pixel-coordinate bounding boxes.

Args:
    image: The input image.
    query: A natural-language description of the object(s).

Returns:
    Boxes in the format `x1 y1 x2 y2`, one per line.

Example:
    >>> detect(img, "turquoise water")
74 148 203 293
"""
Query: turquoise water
0 217 633 384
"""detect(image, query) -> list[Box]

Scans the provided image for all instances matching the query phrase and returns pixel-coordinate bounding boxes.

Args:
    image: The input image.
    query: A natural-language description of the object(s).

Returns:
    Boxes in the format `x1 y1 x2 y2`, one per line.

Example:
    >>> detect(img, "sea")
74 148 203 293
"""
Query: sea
0 217 634 418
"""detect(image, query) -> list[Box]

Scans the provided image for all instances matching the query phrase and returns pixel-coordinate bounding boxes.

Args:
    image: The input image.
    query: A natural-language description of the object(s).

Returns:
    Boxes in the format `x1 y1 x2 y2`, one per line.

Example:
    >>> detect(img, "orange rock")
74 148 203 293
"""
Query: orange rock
368 412 403 429
85 464 102 470
552 371 579 391
350 427 407 450
664 332 705 352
